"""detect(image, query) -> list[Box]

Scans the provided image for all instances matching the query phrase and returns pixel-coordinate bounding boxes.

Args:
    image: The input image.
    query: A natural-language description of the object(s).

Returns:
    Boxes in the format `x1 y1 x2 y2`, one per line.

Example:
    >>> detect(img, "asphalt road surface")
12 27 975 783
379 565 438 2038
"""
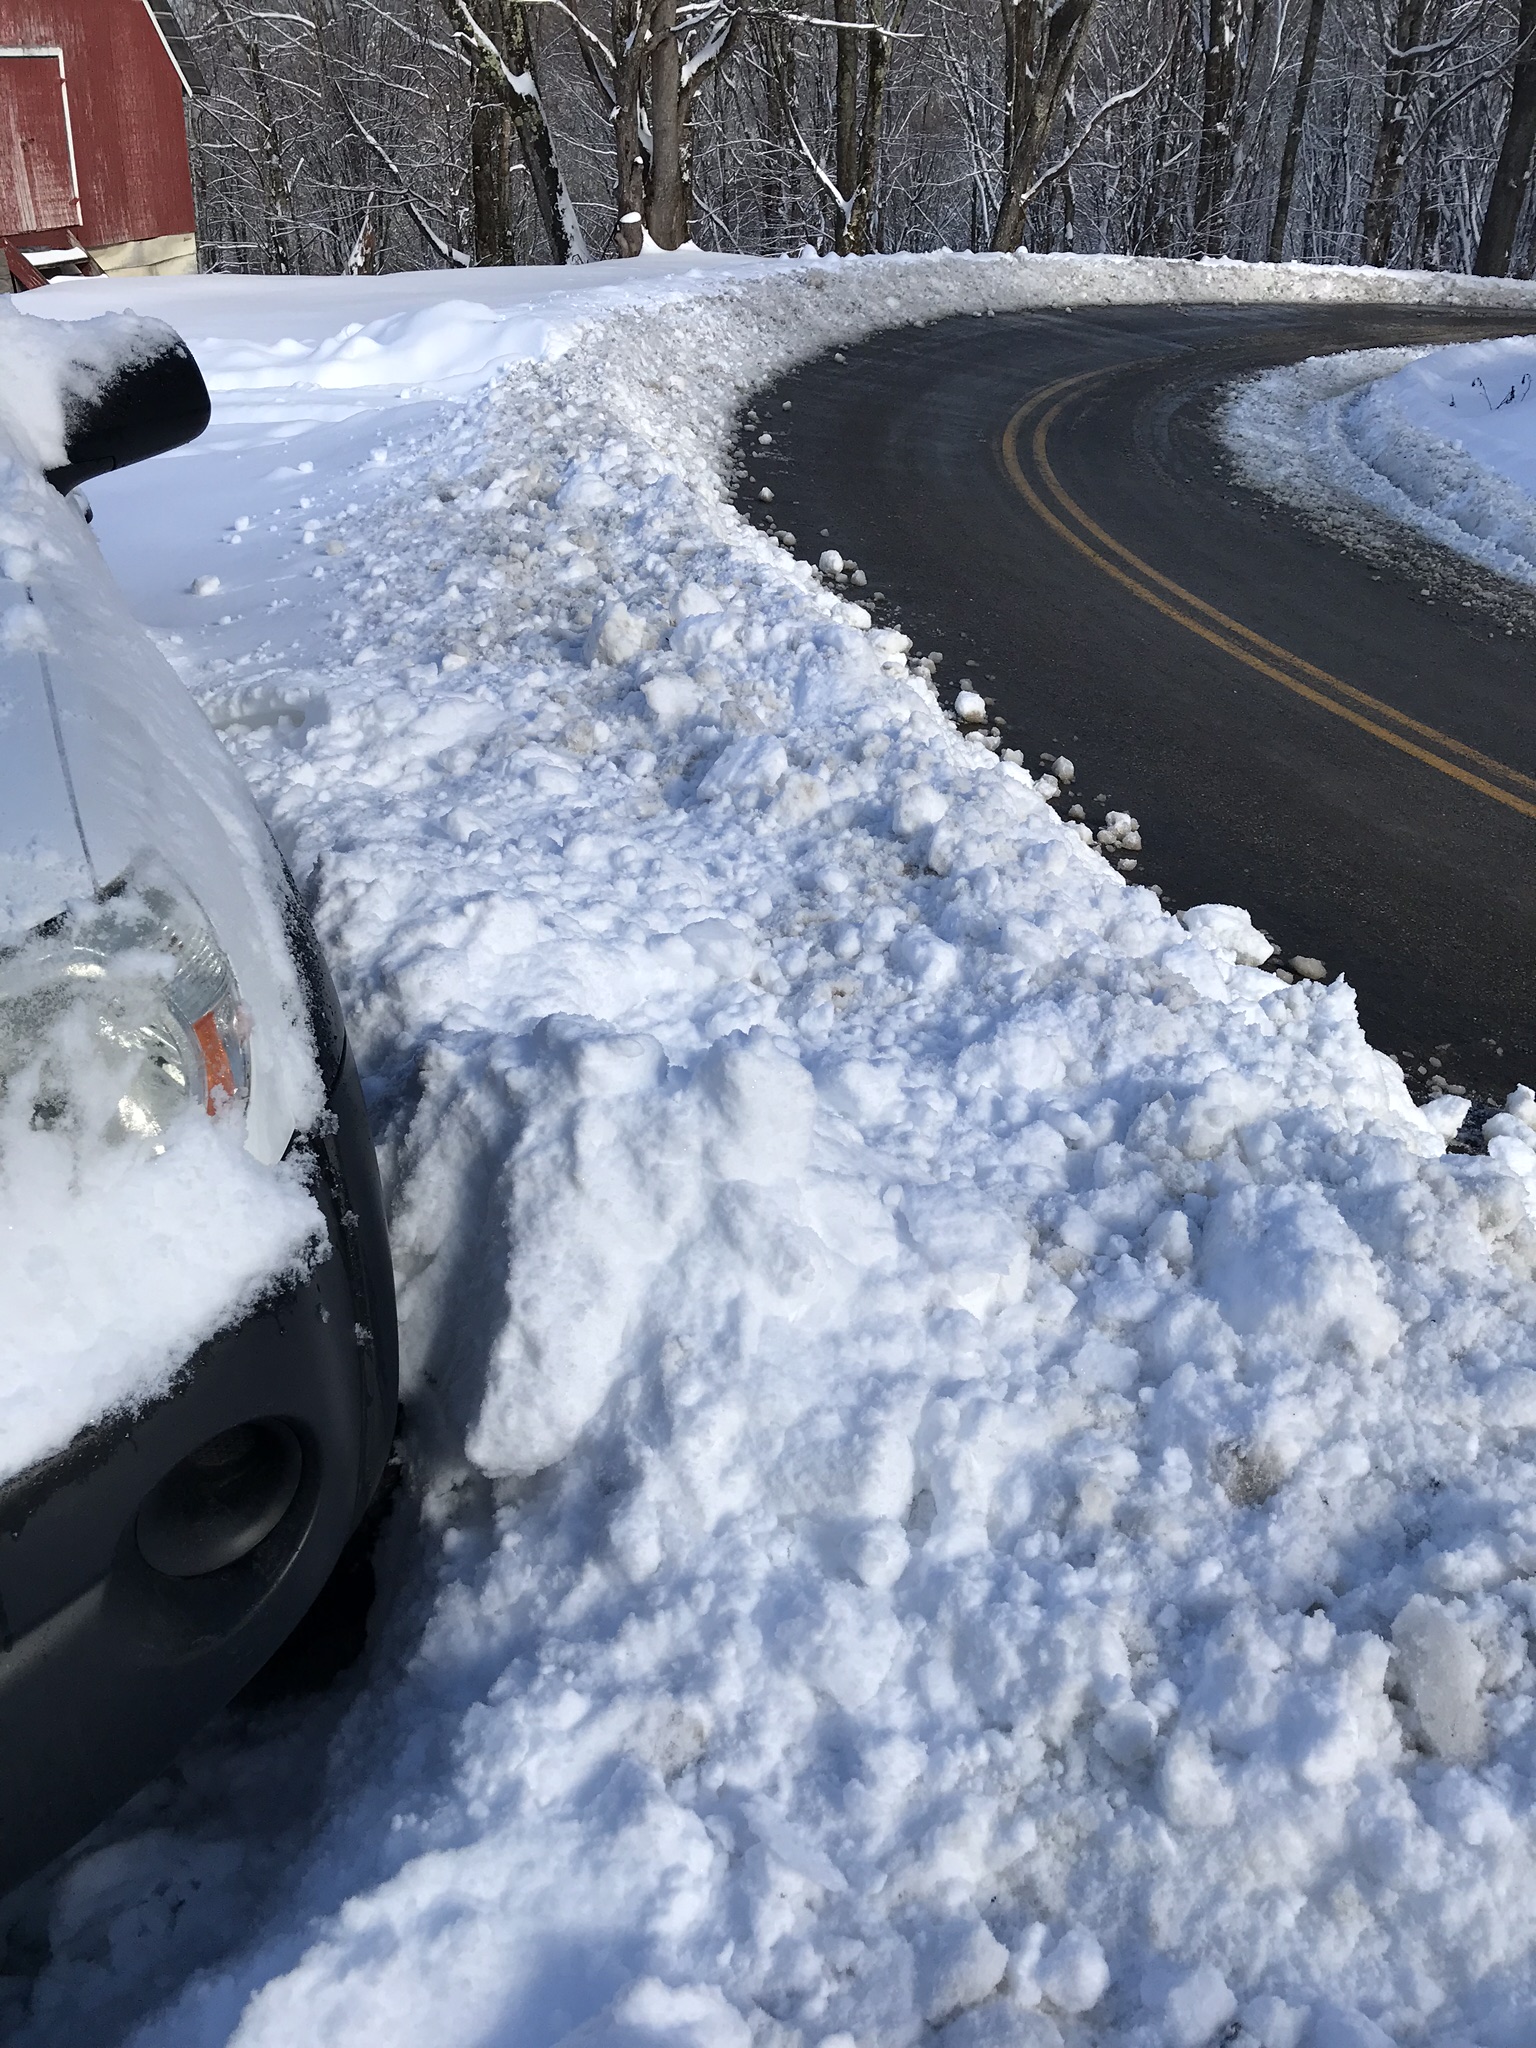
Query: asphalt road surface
738 304 1536 1111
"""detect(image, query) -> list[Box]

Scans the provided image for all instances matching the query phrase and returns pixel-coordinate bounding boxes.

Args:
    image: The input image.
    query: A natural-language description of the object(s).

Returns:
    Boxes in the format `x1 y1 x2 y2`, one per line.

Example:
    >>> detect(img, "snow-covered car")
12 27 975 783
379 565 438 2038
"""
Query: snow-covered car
0 310 397 1893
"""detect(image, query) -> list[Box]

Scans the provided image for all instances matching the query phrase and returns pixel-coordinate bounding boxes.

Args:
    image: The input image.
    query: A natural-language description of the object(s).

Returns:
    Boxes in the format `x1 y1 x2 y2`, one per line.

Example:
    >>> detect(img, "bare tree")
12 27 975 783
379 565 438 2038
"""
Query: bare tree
572 0 747 250
989 0 1097 249
1269 0 1328 257
445 0 590 260
1195 0 1274 254
773 0 912 250
1475 0 1536 270
207 0 304 270
175 0 1536 285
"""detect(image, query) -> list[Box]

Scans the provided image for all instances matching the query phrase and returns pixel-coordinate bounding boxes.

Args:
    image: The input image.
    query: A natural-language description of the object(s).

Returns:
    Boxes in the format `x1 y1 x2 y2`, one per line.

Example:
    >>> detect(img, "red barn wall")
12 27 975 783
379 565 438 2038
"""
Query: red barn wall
0 51 79 236
0 0 191 248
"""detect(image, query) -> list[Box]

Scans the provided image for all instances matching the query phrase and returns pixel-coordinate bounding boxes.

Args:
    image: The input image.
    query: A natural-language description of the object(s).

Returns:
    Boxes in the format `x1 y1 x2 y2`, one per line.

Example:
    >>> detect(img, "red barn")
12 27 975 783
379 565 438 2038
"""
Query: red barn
0 0 204 288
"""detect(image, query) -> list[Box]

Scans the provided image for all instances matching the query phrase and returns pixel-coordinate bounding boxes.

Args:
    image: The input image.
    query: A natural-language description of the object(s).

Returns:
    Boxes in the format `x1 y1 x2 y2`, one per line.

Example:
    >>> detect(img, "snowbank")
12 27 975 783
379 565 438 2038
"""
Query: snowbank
1225 329 1536 590
15 251 1536 2048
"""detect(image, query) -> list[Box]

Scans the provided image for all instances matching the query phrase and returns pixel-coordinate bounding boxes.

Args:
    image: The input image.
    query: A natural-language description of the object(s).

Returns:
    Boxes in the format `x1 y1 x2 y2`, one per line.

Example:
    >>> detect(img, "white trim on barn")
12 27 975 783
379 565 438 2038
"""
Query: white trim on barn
137 1 204 98
0 47 82 221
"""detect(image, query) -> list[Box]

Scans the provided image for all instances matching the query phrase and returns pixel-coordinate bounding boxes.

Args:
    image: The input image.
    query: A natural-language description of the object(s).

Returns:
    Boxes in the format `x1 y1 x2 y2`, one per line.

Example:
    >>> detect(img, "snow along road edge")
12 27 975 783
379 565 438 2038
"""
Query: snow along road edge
15 250 1536 2048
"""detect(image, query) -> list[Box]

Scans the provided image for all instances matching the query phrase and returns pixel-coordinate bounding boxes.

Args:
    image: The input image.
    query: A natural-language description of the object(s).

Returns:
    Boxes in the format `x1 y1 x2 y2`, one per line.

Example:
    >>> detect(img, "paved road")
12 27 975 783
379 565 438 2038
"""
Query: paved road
739 304 1536 1108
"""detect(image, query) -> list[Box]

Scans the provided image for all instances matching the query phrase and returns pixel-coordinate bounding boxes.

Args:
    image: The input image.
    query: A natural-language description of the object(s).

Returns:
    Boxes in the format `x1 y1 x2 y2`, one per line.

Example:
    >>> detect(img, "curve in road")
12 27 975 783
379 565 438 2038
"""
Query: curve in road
739 304 1536 1109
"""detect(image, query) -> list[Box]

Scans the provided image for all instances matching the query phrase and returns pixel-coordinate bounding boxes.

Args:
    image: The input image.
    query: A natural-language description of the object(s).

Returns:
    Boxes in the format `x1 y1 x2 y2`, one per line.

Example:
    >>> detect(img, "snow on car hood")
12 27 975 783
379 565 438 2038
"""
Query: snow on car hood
0 323 325 1486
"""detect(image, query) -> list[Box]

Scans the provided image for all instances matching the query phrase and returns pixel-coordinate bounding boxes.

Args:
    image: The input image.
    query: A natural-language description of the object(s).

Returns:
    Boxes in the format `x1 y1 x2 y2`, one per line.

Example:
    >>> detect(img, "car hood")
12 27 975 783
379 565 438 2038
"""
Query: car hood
0 448 320 1163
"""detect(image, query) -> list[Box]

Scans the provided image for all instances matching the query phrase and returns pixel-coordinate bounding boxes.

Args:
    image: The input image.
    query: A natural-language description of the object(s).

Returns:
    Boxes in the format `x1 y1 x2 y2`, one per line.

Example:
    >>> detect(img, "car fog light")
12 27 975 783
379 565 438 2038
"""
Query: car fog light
135 1419 303 1579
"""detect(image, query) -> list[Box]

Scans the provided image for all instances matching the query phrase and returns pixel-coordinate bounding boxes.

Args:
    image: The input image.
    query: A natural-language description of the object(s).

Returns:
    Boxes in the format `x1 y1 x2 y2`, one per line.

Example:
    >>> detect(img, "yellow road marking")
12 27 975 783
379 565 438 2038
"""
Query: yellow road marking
999 369 1536 822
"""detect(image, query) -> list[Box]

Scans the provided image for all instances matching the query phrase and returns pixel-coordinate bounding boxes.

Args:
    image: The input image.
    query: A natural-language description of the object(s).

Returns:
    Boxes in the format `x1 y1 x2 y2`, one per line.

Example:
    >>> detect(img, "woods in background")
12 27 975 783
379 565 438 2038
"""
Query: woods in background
183 0 1536 280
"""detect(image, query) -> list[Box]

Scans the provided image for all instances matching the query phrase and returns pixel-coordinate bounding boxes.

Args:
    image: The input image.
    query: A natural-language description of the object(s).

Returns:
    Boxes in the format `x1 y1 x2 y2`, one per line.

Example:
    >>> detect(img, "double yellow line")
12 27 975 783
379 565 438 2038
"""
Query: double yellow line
1000 367 1536 822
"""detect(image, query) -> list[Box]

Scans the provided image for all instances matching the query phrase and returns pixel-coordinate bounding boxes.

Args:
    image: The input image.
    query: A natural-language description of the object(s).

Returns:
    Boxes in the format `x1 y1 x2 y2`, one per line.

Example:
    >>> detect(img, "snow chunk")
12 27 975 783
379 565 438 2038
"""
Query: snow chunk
892 783 948 836
681 916 756 979
585 599 646 665
914 1914 1010 2023
564 1979 753 2048
696 733 788 800
701 1028 815 1185
669 610 738 660
1393 1594 1486 1761
843 1519 909 1589
1240 1997 1307 2048
1095 1700 1158 1763
1037 1928 1109 2014
675 580 724 618
642 672 701 724
1160 1964 1237 2048
1180 901 1273 966
1421 1092 1469 1140
818 1055 905 1125
1158 1730 1235 1829
557 464 617 512
1200 1183 1400 1368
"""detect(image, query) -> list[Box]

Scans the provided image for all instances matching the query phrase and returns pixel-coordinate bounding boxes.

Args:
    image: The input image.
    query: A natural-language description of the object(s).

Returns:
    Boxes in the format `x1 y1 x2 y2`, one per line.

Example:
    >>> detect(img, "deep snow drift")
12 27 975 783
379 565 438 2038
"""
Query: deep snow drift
1224 330 1536 592
12 251 1536 2048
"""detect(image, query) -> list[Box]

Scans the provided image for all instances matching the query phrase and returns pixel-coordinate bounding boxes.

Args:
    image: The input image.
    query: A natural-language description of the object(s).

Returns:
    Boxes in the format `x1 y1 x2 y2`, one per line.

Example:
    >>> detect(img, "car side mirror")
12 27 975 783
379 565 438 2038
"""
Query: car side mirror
43 327 211 496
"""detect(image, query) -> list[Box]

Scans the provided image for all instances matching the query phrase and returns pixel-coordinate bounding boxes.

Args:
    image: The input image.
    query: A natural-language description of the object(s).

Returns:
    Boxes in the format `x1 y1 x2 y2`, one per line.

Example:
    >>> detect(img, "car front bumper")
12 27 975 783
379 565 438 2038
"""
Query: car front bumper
0 1040 397 1896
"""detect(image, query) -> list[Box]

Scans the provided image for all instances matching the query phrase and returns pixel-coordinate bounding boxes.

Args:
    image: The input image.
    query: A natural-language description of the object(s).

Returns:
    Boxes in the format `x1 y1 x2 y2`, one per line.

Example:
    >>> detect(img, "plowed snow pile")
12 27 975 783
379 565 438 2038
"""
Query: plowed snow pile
1225 329 1536 590
15 252 1536 2048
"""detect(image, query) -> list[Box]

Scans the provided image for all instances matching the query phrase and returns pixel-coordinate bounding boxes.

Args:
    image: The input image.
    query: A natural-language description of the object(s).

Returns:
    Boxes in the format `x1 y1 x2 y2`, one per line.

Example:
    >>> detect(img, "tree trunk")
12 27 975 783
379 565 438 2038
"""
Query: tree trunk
213 2 301 271
1267 0 1326 260
647 0 689 246
447 0 588 261
1360 0 1431 266
1412 83 1445 268
989 0 1098 252
1476 0 1536 274
845 9 895 251
471 101 515 263
1128 11 1193 255
1195 0 1243 254
611 0 650 256
491 0 588 262
834 0 860 239
760 21 793 250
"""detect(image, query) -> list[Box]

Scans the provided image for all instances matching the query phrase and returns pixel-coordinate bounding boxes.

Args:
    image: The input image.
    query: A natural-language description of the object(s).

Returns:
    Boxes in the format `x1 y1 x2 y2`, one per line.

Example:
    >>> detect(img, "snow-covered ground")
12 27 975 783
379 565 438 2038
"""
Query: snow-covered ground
13 250 1536 2048
1225 330 1536 592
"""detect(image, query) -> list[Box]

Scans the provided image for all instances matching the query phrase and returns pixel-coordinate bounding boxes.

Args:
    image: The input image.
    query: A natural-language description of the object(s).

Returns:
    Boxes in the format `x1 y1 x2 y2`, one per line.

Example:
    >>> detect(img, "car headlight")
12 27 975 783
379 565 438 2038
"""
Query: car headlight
0 867 249 1151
